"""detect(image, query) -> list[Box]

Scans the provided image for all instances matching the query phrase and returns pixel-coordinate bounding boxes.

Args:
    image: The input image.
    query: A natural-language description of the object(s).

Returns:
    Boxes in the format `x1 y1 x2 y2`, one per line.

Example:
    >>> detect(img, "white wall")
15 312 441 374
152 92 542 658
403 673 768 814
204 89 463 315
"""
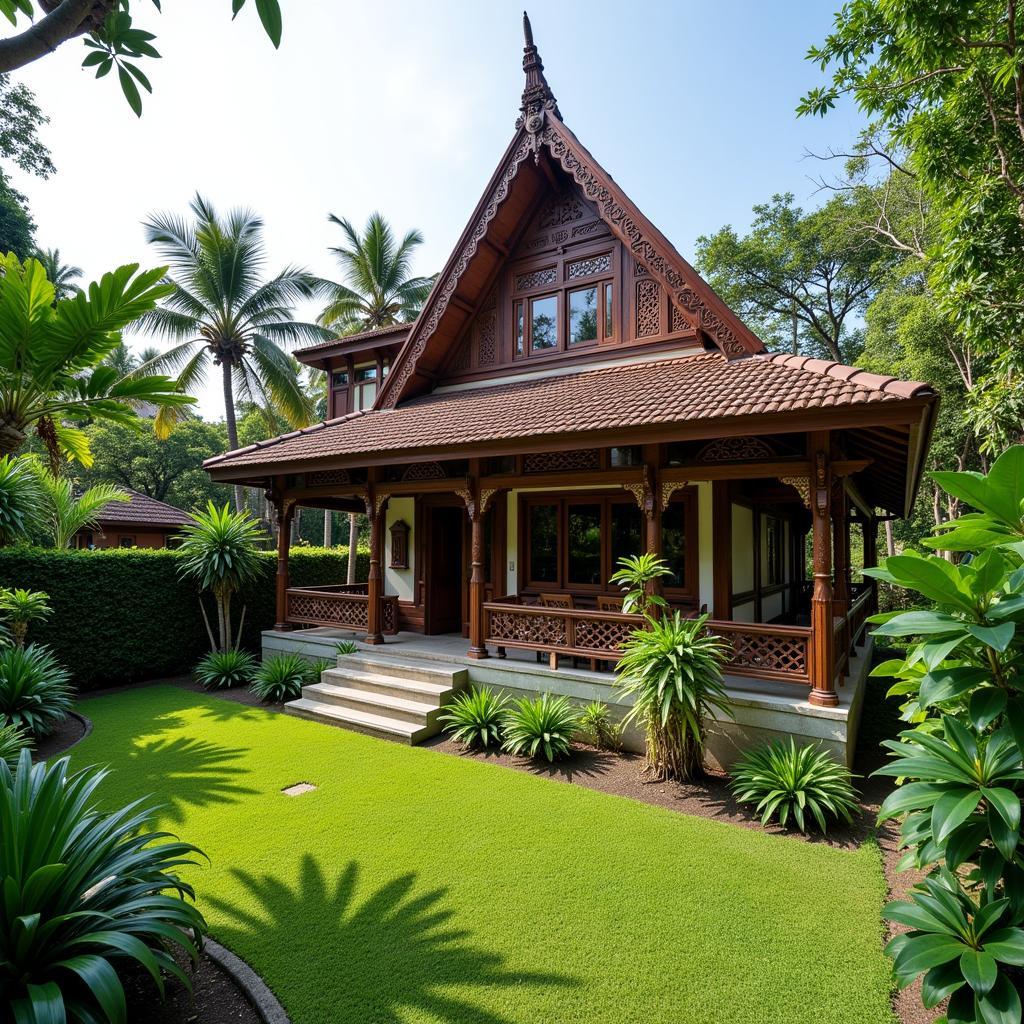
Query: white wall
384 497 415 602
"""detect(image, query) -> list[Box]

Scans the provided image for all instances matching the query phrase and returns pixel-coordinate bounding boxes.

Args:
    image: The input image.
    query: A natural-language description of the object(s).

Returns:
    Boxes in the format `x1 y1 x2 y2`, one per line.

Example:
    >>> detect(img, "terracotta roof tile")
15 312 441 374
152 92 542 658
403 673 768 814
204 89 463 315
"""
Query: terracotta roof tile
294 322 414 358
204 352 934 473
96 489 194 528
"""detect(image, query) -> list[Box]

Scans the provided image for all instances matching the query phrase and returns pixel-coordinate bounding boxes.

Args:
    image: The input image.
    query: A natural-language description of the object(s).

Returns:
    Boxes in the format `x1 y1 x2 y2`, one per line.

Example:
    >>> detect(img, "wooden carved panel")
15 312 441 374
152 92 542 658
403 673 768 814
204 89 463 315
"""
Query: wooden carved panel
306 468 351 488
402 461 446 481
567 253 611 279
636 279 661 338
515 267 557 291
523 449 600 473
475 290 497 366
697 437 775 462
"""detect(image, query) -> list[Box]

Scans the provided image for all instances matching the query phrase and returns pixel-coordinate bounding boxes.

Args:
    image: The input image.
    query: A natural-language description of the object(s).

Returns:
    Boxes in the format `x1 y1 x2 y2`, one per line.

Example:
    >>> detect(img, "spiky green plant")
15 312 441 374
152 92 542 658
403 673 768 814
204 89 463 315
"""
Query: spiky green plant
609 553 672 616
730 739 859 833
193 649 257 690
0 587 52 647
577 700 622 751
0 748 206 1023
616 612 732 781
0 455 42 545
502 694 581 763
35 473 130 549
0 644 73 737
439 686 509 750
334 639 359 656
0 721 28 768
176 502 264 652
249 653 312 703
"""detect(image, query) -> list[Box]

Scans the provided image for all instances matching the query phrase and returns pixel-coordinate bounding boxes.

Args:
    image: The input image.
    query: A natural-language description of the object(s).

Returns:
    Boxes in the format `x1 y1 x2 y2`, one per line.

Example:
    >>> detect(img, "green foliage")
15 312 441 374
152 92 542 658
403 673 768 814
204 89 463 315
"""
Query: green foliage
140 193 326 452
0 586 50 647
501 693 580 763
608 553 670 616
0 720 26 767
76 419 228 513
0 546 368 688
0 254 192 466
334 639 359 656
616 611 732 781
0 643 72 736
177 502 264 652
34 248 82 301
439 686 508 751
0 454 41 544
0 73 54 180
318 212 436 333
577 700 621 751
250 653 312 703
729 739 859 833
0 748 206 1023
0 172 34 260
194 649 256 690
866 444 1024 1022
35 472 129 549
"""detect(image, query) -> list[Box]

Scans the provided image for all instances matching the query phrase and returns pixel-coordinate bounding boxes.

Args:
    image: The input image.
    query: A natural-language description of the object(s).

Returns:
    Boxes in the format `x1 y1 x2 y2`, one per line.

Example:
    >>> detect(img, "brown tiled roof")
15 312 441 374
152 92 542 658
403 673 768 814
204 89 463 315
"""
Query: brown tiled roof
96 489 194 528
205 351 934 472
295 322 414 358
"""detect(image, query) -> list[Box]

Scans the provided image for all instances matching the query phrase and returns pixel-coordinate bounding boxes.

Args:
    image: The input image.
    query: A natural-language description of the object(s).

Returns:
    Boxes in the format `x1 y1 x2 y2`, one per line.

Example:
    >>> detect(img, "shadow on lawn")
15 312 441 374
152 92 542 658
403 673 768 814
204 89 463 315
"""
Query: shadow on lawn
207 855 577 1023
124 735 259 825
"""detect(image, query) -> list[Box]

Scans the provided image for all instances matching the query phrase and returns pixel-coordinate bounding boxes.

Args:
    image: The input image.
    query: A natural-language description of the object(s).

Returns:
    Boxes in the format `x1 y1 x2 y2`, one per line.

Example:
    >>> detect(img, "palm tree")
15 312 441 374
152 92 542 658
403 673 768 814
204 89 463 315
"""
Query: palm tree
34 248 82 301
317 212 435 333
35 474 129 549
139 194 329 510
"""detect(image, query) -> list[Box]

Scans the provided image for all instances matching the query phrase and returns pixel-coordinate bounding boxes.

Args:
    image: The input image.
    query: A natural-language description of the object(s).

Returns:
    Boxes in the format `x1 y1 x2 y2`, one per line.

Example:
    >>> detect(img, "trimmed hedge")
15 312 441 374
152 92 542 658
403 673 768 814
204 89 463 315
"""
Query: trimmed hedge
0 547 370 689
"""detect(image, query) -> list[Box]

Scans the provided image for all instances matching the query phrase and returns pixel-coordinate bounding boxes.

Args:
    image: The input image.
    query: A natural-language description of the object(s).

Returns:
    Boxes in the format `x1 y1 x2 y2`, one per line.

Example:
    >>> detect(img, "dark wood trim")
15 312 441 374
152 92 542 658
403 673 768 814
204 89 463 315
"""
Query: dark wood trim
712 480 731 619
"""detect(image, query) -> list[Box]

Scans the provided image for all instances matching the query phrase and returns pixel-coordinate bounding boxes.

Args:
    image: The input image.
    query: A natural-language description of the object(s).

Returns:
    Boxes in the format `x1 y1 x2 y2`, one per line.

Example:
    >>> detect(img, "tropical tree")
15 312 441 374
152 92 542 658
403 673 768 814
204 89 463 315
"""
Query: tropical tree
177 502 263 653
35 472 128 549
317 212 435 333
0 254 192 467
0 587 50 647
34 247 81 300
139 193 328 510
0 454 41 545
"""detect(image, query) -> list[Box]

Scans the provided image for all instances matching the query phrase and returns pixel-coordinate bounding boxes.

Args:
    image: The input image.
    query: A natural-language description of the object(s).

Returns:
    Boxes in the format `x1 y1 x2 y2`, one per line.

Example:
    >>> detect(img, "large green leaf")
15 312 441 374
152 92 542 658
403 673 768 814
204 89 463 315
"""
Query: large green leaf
961 949 998 995
872 610 967 637
883 553 976 611
984 927 1024 966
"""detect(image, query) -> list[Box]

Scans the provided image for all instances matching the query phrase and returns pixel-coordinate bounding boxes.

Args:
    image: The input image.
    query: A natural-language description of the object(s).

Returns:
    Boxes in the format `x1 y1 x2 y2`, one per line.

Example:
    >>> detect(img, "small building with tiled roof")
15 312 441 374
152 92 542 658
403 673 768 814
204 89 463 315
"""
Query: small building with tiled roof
204 15 937 766
74 489 194 550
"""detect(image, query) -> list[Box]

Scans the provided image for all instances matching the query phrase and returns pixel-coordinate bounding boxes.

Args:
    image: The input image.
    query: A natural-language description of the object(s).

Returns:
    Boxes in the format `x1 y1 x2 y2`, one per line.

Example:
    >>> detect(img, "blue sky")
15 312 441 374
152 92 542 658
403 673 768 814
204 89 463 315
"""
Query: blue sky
10 0 862 417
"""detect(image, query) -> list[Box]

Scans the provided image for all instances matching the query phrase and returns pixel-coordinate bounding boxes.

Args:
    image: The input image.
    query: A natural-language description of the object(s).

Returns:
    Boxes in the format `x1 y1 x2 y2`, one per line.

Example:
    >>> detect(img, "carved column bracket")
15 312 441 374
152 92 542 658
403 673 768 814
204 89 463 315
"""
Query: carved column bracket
779 476 811 510
660 481 686 512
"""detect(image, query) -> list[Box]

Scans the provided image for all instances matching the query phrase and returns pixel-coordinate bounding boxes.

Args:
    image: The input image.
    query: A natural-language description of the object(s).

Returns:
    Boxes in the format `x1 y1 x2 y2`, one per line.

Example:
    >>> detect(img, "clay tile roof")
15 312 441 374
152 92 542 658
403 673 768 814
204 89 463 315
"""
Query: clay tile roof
95 489 194 528
204 351 935 473
294 322 415 358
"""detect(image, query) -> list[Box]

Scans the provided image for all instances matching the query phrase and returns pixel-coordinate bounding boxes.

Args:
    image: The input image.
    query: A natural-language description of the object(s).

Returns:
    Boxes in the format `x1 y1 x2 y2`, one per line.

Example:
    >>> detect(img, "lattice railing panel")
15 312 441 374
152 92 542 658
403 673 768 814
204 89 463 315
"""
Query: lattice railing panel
287 590 369 630
707 623 811 684
381 597 398 634
574 616 636 652
488 608 569 648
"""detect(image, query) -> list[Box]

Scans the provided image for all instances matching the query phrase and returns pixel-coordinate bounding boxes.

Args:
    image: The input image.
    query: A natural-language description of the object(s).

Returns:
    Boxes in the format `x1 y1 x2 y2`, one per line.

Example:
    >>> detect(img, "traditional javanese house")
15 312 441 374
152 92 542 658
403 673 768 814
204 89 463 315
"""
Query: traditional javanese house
204 16 937 766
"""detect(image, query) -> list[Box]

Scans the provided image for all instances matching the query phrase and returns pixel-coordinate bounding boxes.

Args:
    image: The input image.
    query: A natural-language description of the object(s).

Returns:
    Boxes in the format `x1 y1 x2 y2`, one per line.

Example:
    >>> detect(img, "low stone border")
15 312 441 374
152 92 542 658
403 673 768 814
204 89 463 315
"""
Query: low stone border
65 710 92 751
204 938 291 1024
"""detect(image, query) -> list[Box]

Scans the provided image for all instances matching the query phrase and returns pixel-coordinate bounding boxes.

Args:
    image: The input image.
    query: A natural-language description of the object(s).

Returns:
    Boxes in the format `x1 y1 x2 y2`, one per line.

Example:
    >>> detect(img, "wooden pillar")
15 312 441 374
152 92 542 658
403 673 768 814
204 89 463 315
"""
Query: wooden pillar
712 480 732 619
863 515 878 616
365 490 385 645
273 498 295 631
809 433 837 707
832 480 851 664
467 497 488 660
639 459 662 612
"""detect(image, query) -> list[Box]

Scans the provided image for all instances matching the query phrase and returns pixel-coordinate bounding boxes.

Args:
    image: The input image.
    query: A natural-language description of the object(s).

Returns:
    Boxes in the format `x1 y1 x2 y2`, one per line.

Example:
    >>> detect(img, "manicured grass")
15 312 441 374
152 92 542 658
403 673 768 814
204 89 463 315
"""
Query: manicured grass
71 686 895 1024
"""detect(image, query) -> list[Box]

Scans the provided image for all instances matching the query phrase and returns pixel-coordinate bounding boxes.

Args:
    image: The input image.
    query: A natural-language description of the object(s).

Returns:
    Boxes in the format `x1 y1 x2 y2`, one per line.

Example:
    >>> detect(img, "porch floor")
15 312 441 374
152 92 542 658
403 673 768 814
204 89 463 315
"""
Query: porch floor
262 627 870 768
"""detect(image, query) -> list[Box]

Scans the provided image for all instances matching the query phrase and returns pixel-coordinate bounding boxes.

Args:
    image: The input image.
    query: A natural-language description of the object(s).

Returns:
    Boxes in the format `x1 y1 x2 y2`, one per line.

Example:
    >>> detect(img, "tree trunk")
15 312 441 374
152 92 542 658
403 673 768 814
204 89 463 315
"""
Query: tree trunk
224 591 233 651
884 519 896 558
347 512 358 584
221 360 244 513
216 592 227 653
323 509 332 547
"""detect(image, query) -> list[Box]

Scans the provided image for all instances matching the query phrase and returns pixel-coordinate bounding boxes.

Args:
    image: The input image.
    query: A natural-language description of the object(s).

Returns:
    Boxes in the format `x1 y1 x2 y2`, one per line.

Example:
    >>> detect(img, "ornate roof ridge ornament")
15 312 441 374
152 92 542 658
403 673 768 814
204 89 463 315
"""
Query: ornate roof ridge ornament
517 11 561 158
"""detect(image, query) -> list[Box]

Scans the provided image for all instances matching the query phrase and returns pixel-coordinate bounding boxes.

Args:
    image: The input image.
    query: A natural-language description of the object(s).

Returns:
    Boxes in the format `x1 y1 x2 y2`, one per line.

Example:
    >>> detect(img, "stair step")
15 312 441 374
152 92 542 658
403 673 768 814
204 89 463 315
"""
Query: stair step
303 681 441 725
285 698 437 744
322 667 453 705
334 654 466 686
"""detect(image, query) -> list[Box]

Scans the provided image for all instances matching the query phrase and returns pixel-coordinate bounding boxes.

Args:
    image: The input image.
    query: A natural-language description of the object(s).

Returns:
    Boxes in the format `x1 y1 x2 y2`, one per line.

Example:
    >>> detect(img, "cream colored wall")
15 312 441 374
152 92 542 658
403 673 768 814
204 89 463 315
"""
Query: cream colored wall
384 497 415 601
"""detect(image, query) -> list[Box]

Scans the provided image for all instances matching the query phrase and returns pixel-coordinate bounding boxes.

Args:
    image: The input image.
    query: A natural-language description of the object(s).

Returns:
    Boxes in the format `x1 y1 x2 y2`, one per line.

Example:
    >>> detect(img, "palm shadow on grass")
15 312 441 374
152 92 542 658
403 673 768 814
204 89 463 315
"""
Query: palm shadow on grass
206 855 577 1024
123 735 259 825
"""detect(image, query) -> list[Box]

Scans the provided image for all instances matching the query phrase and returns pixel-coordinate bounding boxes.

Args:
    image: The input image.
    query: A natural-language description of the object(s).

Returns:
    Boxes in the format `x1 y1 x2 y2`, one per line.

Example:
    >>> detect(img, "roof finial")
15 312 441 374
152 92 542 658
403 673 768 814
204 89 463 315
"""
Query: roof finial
518 10 560 131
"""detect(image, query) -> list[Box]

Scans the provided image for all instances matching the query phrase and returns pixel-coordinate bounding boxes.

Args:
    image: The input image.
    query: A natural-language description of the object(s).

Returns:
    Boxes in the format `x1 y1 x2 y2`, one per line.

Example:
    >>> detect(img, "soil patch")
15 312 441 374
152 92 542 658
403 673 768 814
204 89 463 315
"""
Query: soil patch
32 711 88 761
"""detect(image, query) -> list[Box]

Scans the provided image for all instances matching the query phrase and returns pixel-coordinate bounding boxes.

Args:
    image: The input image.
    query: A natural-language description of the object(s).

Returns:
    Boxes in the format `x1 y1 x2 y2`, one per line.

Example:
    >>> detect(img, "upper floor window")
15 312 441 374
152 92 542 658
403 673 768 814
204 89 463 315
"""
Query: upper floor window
354 365 377 410
512 249 615 358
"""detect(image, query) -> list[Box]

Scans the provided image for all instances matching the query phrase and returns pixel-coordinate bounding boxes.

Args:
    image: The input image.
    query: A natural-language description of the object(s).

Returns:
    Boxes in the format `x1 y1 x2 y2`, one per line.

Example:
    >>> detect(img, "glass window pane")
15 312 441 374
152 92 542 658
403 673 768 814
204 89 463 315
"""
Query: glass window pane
331 370 349 388
568 286 598 346
530 295 558 351
610 502 642 575
567 503 601 585
529 504 558 583
356 366 377 382
355 382 376 410
604 283 614 339
515 301 524 356
661 501 688 589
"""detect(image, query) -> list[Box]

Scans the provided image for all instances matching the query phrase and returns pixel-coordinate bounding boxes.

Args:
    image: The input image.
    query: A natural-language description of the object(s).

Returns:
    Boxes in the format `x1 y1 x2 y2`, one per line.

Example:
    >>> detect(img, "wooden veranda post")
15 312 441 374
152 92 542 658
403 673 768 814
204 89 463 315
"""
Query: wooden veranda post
809 433 838 707
365 489 386 645
464 486 489 660
273 497 295 632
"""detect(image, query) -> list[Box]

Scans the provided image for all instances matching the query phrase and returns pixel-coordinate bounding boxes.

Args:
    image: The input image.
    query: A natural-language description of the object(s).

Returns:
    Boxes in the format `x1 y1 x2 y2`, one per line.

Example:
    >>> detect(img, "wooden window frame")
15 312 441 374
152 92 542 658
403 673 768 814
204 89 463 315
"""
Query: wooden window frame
662 487 700 604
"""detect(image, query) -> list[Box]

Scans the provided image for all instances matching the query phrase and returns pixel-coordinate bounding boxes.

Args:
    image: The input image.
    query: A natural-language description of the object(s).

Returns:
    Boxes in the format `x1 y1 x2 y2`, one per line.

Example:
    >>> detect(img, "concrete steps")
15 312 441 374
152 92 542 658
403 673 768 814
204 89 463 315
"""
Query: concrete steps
284 652 466 744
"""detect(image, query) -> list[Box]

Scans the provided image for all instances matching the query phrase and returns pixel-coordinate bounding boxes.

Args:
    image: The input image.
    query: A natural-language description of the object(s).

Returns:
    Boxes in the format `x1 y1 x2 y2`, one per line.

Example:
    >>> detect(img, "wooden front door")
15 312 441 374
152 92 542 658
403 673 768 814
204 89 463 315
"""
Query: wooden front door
424 504 465 634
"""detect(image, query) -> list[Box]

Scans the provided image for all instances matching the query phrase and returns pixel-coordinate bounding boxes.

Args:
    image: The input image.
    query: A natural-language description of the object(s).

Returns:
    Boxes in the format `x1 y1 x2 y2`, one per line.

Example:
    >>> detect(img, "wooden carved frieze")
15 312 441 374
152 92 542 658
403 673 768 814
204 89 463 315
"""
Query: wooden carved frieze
402 461 446 482
523 448 600 473
306 468 352 488
538 122 747 358
697 436 775 463
779 476 811 510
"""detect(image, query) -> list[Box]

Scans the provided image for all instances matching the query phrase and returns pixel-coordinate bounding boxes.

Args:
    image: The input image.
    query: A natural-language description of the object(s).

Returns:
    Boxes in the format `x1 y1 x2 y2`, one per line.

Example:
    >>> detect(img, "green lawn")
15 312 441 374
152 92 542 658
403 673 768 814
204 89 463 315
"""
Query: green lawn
70 685 895 1024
